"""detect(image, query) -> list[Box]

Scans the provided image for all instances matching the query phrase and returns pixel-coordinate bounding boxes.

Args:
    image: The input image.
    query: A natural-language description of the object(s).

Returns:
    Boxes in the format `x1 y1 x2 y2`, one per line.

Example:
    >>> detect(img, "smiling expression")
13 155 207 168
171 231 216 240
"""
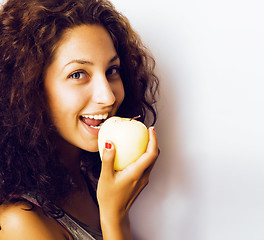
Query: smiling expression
44 24 125 152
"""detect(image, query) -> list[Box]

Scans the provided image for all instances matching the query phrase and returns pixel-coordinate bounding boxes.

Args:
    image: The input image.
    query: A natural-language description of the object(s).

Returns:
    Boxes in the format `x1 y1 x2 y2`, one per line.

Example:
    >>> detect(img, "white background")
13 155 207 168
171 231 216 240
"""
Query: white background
1 0 264 239
110 1 264 240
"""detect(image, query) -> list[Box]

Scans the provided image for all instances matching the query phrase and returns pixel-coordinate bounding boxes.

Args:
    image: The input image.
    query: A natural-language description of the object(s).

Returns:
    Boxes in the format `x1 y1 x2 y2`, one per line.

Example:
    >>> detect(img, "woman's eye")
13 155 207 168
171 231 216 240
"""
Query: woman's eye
69 71 85 80
109 68 118 75
106 66 120 77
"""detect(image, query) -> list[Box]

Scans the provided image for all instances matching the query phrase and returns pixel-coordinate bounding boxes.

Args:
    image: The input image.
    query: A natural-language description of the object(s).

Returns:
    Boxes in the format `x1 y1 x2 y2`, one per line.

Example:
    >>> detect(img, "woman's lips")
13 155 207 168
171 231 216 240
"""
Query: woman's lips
80 117 103 135
81 117 102 127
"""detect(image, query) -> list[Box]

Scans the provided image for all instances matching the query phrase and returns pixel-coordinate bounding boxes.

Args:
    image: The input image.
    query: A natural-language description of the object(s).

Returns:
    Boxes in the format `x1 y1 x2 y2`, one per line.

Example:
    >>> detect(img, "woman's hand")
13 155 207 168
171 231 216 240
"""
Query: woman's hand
97 127 159 240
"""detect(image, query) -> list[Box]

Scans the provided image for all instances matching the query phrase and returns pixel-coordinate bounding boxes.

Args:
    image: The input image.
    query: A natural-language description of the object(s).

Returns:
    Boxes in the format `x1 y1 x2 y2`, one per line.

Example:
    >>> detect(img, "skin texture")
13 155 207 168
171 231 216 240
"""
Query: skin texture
0 202 72 240
44 24 125 153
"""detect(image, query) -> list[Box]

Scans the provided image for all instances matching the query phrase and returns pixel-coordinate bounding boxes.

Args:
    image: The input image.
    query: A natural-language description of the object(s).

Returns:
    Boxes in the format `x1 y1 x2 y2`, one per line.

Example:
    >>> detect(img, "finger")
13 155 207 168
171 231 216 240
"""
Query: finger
140 127 159 166
100 141 115 179
128 127 159 178
125 159 157 210
125 173 150 211
143 159 156 177
125 184 146 211
146 126 159 156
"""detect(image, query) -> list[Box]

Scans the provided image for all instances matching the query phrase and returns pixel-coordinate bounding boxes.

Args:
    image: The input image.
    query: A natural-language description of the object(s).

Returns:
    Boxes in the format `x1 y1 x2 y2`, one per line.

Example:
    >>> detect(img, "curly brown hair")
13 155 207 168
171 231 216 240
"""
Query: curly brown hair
0 0 159 216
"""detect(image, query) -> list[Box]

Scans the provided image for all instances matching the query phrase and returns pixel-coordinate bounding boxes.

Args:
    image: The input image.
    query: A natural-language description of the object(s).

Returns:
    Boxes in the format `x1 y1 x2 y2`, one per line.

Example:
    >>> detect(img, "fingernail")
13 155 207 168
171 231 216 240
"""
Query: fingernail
105 142 112 149
152 126 156 132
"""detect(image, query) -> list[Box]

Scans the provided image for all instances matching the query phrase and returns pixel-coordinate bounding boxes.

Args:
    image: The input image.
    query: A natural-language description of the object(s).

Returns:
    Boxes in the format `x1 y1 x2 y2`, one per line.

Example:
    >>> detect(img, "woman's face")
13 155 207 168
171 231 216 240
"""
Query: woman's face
44 24 125 152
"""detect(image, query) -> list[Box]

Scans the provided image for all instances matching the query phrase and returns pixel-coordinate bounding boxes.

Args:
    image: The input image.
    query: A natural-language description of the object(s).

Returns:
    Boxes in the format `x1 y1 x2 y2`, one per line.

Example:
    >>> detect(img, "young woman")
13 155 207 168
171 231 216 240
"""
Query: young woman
0 0 159 239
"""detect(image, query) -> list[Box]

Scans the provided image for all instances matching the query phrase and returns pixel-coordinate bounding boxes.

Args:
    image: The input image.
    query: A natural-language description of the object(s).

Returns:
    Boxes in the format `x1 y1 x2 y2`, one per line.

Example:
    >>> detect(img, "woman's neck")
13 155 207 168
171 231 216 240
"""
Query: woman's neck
55 139 101 229
55 136 84 186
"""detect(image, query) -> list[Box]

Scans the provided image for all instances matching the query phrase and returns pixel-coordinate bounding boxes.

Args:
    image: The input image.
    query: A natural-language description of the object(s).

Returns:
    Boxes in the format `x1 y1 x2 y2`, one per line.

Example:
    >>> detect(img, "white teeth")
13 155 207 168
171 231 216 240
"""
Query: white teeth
82 113 108 120
89 125 101 129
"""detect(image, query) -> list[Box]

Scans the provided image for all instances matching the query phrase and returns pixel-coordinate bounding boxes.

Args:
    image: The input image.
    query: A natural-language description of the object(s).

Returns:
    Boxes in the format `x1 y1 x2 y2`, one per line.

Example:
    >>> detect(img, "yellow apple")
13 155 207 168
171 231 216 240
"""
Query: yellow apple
98 116 149 171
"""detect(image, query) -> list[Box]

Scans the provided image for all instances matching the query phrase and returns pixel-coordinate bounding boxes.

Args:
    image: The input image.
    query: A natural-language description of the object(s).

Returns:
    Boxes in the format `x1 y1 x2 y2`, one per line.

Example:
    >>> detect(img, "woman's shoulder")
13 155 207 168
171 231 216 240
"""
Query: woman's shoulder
0 201 72 240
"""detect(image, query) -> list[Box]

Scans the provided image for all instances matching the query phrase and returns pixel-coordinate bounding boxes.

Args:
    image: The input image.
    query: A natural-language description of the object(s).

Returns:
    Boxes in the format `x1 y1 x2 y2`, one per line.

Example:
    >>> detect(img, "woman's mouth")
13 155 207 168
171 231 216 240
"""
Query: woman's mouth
80 113 108 130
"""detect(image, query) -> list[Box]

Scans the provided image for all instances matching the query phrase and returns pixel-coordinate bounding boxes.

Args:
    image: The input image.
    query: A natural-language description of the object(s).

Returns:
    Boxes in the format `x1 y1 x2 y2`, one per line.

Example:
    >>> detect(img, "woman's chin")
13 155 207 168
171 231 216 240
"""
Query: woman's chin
81 144 99 153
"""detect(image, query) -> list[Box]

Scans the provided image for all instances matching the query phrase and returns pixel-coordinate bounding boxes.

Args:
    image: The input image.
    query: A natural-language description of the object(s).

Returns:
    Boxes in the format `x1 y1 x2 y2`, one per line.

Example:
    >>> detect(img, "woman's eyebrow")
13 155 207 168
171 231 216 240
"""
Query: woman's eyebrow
63 59 93 68
109 54 119 63
63 54 119 68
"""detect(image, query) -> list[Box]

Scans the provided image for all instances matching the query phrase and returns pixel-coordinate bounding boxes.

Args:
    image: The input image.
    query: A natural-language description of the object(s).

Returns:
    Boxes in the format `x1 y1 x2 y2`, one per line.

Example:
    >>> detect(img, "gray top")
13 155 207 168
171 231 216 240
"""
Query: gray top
22 193 103 240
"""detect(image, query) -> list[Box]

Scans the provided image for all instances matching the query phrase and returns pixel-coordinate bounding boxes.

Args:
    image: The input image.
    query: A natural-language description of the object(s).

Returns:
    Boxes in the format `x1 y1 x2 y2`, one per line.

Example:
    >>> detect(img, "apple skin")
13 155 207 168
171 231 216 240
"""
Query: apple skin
98 116 149 171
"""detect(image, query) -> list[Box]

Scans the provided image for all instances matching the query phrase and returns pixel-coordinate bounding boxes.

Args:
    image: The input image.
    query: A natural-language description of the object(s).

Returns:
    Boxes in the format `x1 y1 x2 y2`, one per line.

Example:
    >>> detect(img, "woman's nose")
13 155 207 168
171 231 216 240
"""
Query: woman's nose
92 74 115 106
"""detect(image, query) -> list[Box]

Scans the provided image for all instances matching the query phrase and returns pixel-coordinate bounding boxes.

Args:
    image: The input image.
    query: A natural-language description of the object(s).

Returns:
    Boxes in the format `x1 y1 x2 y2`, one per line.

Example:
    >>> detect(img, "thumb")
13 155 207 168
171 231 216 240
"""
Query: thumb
100 141 115 179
